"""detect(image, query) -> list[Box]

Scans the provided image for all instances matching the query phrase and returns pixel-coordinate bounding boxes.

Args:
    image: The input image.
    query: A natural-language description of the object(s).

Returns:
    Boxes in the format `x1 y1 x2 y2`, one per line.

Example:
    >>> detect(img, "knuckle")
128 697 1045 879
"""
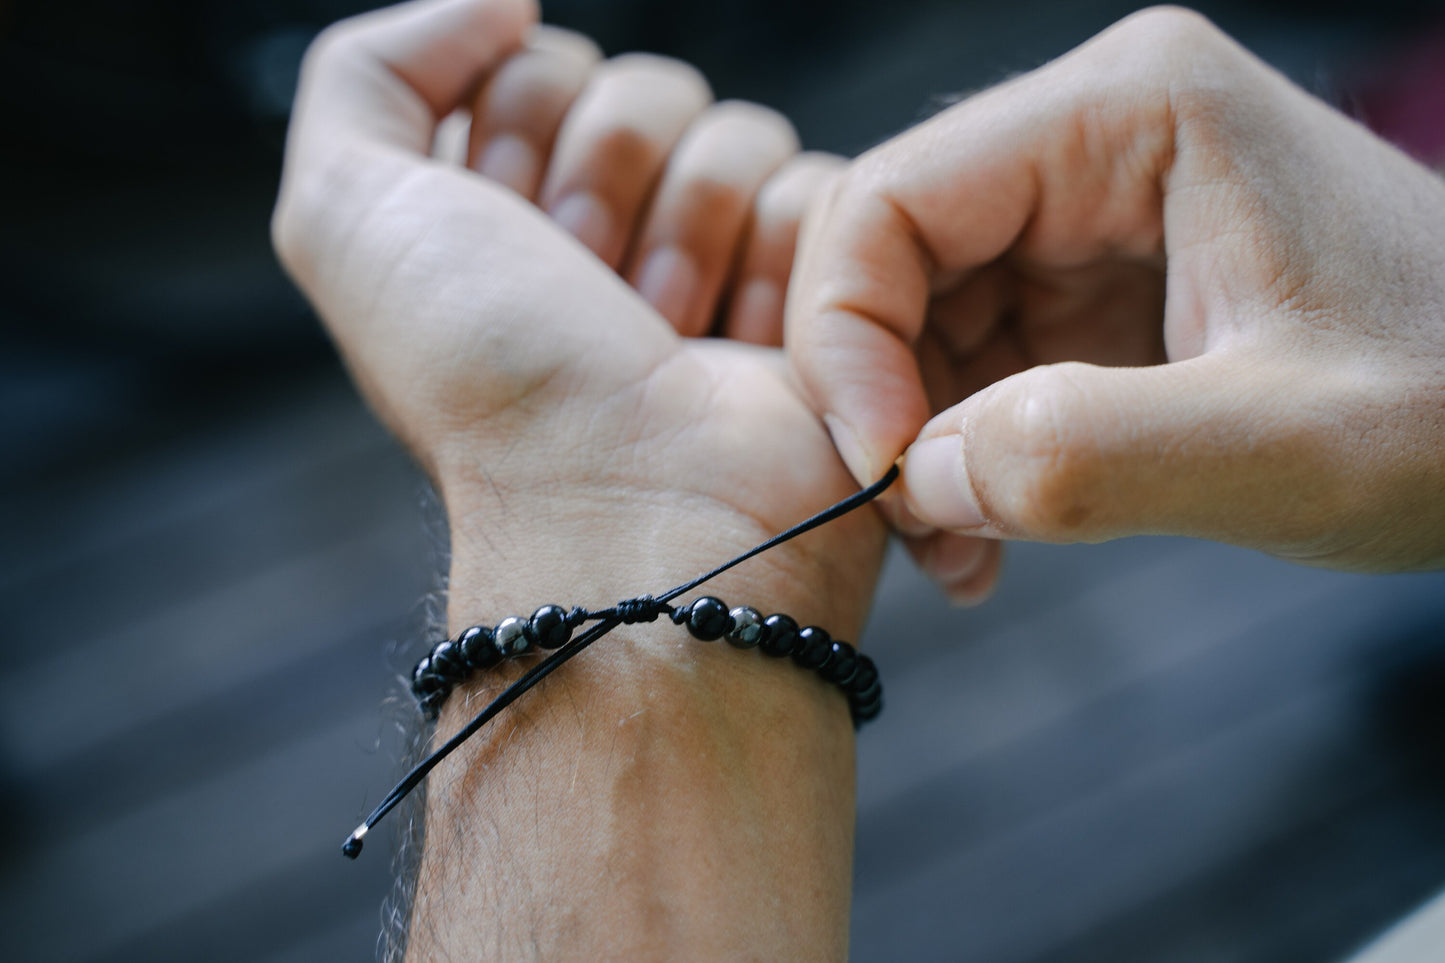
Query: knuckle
1119 6 1223 50
299 17 360 80
757 151 844 217
994 365 1107 538
600 52 712 102
704 100 799 150
532 24 602 64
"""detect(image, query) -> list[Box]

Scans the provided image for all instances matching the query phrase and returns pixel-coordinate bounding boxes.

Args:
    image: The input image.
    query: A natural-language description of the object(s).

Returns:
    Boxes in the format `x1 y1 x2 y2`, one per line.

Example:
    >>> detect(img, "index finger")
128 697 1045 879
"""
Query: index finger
783 9 1187 485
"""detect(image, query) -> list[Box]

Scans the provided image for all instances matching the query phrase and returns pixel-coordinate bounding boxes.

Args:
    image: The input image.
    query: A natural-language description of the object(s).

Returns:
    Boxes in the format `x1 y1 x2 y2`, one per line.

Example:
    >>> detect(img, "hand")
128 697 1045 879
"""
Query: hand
787 7 1445 591
273 0 876 606
272 0 881 956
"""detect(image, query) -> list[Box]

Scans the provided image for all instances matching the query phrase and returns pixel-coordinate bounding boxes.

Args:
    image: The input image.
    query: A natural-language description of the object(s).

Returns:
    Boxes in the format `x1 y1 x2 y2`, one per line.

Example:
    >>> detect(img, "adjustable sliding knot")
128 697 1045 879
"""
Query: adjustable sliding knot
612 596 672 624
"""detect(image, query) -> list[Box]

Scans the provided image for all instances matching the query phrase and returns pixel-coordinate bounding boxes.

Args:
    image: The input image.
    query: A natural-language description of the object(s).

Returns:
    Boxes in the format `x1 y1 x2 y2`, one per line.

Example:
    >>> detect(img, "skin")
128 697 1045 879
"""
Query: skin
272 0 878 957
276 0 1445 957
787 6 1445 600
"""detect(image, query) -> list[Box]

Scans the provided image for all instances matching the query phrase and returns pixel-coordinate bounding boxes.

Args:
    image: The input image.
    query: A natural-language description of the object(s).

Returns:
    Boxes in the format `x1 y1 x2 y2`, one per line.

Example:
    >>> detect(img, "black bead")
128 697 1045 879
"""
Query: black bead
794 626 833 670
459 625 501 670
759 614 800 658
851 692 883 724
493 616 530 657
686 596 732 641
852 677 882 707
822 641 859 686
527 605 572 649
725 606 764 649
429 639 467 681
848 656 879 695
410 656 446 696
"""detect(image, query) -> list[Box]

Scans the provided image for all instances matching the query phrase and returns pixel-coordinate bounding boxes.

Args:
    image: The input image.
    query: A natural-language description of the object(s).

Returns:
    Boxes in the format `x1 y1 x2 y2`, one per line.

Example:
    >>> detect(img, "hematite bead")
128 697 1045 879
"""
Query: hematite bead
429 639 467 681
725 606 764 649
686 596 731 641
527 605 572 649
794 626 833 670
493 616 531 657
822 641 859 686
459 625 501 670
759 614 800 658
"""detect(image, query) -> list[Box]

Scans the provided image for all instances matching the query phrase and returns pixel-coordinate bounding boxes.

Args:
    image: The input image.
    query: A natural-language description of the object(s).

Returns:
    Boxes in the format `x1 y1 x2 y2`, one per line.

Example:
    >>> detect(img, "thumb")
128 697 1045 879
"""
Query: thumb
900 354 1346 552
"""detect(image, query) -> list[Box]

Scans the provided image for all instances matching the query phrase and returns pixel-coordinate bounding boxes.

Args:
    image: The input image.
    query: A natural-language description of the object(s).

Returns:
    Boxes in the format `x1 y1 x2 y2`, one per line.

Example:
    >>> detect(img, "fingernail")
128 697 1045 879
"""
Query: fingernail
922 535 988 583
945 577 996 608
549 191 613 257
823 413 874 485
903 435 986 530
476 134 538 195
727 277 782 342
634 245 699 328
878 493 934 538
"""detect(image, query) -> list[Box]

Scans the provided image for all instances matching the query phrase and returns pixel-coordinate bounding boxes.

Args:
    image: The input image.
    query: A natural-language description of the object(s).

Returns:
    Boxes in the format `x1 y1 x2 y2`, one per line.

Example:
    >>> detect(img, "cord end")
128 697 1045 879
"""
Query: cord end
342 824 368 860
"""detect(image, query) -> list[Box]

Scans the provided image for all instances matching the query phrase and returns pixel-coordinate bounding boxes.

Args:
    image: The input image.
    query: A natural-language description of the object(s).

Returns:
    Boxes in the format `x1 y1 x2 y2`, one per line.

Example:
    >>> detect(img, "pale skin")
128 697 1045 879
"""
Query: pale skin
274 0 878 957
787 6 1445 601
273 0 1445 958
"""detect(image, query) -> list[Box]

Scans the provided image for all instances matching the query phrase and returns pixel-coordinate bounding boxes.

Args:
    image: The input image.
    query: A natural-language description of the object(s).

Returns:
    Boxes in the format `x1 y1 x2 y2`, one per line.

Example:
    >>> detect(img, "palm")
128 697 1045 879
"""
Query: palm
307 164 883 599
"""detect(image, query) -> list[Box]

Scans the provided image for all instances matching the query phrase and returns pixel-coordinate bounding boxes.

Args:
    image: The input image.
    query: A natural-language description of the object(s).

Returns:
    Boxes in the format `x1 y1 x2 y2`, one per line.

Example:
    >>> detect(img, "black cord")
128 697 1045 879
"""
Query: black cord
343 464 899 858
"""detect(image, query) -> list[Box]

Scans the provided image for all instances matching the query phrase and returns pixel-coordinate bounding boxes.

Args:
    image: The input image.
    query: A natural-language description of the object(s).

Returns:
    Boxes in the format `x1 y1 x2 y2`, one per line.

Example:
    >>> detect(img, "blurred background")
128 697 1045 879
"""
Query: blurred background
3 0 1445 960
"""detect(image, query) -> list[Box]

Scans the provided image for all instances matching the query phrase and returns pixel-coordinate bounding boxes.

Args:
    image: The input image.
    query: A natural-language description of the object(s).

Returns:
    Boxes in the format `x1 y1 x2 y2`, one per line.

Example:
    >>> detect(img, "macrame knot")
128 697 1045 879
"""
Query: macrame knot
614 596 668 624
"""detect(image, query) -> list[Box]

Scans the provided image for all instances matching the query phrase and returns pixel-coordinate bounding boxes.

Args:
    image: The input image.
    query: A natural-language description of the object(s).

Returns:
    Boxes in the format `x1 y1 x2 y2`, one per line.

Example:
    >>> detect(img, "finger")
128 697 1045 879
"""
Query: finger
722 152 843 346
433 109 473 164
785 10 1198 487
625 101 799 335
275 0 537 277
902 531 1003 606
288 0 536 160
898 351 1363 554
467 25 601 198
538 53 712 267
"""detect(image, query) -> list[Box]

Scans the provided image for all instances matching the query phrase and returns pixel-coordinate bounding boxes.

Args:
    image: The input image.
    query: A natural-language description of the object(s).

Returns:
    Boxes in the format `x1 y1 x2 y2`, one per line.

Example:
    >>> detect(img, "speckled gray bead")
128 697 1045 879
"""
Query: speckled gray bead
725 606 764 649
493 616 531 657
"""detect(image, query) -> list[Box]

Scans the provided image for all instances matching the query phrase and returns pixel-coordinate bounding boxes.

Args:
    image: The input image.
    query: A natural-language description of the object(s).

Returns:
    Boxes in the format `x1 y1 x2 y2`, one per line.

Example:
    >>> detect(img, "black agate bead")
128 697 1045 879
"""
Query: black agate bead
852 692 883 724
429 639 467 681
527 605 572 649
410 656 446 696
725 606 764 649
822 641 859 686
759 614 800 658
459 625 501 670
685 596 732 641
794 626 833 670
849 656 879 696
493 616 531 657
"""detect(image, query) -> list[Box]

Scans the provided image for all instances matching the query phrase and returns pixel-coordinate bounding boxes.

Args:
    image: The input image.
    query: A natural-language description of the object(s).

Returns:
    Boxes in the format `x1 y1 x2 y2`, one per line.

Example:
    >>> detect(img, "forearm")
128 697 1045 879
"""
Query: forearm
407 477 868 960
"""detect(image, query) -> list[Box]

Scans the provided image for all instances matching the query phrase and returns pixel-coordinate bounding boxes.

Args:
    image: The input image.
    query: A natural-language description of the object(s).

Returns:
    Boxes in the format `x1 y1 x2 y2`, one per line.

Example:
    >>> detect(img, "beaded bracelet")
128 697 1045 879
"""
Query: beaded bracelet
343 465 899 859
411 595 883 726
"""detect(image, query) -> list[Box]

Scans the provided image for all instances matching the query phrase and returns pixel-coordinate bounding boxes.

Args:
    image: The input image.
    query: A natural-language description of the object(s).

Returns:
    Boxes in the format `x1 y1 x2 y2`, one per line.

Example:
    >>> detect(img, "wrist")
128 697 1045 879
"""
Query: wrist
407 462 879 960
